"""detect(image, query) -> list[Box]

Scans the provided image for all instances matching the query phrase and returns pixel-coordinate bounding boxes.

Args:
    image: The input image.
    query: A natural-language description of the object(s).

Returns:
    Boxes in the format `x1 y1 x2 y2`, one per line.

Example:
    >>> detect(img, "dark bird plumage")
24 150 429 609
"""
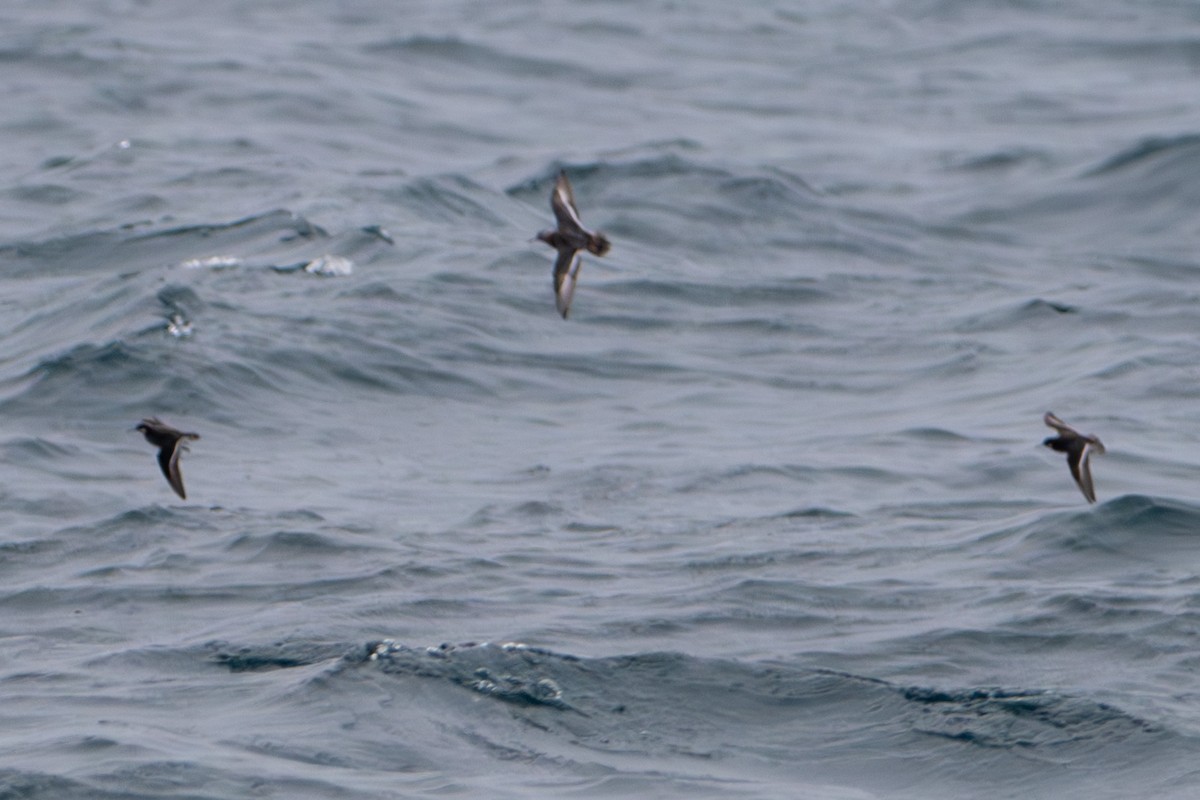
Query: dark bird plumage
136 417 200 500
1042 411 1105 504
536 170 610 319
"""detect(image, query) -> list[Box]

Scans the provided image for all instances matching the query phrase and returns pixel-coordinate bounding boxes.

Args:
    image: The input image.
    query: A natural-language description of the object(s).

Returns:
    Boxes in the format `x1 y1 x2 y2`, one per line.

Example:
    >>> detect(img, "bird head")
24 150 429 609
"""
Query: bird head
588 232 611 257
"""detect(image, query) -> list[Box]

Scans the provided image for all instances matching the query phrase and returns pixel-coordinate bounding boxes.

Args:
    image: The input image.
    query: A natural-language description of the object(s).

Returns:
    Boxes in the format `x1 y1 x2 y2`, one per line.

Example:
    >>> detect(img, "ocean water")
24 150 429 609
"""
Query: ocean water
2 0 1200 797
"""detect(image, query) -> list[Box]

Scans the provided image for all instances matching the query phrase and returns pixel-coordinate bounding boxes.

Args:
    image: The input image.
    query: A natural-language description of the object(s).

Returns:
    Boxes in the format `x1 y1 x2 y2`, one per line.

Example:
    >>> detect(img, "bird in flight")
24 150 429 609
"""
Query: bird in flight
136 417 200 500
536 170 611 319
1042 411 1105 504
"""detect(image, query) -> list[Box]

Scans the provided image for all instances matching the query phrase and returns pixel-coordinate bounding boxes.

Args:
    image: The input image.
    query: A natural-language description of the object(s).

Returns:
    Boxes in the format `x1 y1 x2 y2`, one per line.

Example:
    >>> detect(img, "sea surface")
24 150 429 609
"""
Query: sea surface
1 1 1200 798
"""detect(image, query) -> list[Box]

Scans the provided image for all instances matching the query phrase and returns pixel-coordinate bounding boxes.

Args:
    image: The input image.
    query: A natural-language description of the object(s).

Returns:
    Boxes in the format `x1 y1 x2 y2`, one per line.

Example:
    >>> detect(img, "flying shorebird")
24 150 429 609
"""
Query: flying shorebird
136 417 200 500
1042 412 1106 504
536 170 611 319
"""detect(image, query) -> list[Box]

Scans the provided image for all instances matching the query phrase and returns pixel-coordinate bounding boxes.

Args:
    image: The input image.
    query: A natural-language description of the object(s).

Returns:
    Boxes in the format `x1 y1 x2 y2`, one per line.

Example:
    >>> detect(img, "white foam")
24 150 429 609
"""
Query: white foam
304 254 354 277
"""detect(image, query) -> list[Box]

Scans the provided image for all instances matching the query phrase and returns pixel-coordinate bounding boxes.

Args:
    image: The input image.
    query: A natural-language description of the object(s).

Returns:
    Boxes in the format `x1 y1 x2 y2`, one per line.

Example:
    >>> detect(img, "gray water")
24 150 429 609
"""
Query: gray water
2 1 1200 798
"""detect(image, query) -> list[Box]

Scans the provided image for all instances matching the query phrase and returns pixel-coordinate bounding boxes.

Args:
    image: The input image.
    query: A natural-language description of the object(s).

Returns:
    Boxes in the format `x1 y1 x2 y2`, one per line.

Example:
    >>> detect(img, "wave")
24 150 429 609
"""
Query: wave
507 155 921 267
199 637 1172 752
364 35 632 90
0 208 498 419
1082 133 1200 179
189 638 1185 797
961 495 1200 588
953 131 1200 248
990 494 1200 547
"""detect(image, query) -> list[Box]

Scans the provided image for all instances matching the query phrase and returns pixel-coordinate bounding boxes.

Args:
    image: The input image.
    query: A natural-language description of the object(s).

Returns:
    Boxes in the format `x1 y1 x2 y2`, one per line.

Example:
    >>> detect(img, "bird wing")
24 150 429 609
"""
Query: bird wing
550 171 586 235
1043 412 1079 437
553 250 583 319
158 441 188 500
1067 442 1096 504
